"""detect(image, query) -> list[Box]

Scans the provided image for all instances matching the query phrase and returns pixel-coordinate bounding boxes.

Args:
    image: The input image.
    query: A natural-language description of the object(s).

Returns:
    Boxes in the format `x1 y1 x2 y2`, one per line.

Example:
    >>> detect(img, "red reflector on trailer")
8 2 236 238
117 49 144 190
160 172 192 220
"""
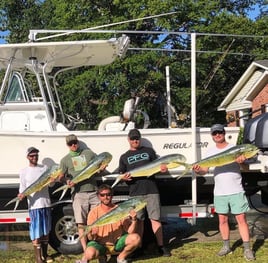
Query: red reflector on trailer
0 218 16 223
179 212 198 218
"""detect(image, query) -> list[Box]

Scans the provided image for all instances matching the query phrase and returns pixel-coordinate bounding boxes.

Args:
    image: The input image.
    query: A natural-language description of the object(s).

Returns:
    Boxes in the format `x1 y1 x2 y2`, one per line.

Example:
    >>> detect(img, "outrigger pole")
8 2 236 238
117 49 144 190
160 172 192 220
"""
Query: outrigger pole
28 11 178 42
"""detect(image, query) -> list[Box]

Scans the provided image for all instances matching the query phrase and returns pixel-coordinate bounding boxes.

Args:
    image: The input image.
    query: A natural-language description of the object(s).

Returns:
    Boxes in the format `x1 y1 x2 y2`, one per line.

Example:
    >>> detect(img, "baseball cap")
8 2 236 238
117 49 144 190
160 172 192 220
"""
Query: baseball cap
128 129 141 139
66 134 78 144
26 147 39 156
210 124 225 133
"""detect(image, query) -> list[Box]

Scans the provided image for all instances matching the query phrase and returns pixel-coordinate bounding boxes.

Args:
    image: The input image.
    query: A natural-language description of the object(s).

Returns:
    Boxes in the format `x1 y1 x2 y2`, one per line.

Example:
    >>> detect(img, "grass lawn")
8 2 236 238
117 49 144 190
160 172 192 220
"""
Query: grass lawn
0 239 267 263
1 213 268 262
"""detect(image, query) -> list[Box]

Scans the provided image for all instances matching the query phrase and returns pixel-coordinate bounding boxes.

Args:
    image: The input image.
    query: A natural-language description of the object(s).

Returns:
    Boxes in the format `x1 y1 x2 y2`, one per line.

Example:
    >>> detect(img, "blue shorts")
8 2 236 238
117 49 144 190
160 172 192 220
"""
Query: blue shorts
29 207 51 240
214 192 249 215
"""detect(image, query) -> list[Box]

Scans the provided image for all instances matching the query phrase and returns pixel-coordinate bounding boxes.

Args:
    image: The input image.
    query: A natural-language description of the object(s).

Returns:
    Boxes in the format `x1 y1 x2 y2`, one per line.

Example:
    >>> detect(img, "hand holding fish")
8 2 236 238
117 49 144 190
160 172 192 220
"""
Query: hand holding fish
17 193 25 201
99 164 108 172
128 209 137 221
121 172 132 181
5 165 62 211
67 179 75 187
87 226 99 240
235 154 246 164
53 152 112 200
183 144 259 176
192 164 208 175
103 153 187 188
160 164 168 173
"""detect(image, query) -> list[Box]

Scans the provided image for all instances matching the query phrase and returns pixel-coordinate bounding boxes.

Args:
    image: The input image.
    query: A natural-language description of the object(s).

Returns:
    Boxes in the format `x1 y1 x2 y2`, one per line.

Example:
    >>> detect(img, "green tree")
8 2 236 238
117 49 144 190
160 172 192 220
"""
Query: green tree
1 0 267 128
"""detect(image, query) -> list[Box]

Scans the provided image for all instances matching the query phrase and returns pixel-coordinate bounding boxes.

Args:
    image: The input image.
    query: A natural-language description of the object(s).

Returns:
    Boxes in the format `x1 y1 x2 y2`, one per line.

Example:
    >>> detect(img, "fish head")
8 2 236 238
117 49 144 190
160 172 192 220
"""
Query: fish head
241 144 259 159
99 152 113 166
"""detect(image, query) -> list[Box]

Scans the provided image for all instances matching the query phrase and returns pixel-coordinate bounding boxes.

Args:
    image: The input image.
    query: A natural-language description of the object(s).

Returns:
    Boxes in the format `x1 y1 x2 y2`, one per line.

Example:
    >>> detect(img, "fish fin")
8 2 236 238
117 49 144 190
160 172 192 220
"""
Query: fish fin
111 175 123 188
59 188 68 201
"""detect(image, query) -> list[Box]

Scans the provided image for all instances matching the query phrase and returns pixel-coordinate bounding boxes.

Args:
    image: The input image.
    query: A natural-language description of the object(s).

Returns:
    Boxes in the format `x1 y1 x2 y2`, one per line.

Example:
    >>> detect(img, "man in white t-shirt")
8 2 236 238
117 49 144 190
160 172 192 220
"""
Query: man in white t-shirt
18 147 53 263
193 124 255 261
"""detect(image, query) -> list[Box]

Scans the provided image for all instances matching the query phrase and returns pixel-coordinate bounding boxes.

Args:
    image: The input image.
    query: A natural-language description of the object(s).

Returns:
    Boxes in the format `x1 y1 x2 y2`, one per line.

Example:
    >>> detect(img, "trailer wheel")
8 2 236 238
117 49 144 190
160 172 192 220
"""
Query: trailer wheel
49 204 83 255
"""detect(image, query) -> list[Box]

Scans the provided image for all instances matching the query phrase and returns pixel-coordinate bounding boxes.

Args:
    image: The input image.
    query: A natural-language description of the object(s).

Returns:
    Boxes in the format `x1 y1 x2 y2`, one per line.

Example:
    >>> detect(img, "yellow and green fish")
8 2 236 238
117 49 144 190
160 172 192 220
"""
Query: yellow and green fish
53 152 112 200
103 153 187 188
83 197 147 237
5 164 62 211
181 144 259 176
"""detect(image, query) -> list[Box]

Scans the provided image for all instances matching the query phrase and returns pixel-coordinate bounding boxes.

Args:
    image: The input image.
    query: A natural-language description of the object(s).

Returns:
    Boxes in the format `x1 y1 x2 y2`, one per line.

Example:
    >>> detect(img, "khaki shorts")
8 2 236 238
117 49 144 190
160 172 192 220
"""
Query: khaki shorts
72 191 99 224
135 194 161 221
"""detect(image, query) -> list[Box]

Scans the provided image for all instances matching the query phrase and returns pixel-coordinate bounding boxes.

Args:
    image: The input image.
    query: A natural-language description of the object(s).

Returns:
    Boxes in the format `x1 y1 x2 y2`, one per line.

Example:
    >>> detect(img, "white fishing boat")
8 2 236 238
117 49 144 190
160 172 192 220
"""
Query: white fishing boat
0 29 253 254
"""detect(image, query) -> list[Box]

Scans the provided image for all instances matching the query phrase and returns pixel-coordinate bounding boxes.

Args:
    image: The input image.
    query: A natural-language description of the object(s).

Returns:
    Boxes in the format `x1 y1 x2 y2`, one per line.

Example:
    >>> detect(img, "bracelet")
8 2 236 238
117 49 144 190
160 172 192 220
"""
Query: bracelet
131 217 137 221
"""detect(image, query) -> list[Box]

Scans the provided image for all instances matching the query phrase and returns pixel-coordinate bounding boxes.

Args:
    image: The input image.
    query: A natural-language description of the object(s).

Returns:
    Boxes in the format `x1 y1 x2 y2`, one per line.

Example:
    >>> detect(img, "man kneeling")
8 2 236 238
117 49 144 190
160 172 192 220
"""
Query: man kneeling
76 184 141 263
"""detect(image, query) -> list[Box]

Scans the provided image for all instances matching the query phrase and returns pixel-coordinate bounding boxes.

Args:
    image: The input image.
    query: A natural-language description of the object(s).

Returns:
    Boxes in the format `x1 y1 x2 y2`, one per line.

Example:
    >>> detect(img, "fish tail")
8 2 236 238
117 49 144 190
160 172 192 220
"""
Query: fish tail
111 175 123 188
5 197 19 208
102 176 108 181
13 200 20 212
59 188 68 201
176 163 192 179
52 185 67 195
175 175 183 181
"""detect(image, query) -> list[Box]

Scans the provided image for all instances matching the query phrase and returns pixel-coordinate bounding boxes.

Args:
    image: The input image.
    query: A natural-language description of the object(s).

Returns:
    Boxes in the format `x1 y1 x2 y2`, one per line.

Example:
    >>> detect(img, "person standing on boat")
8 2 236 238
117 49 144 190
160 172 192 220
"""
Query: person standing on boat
118 128 171 257
18 147 53 263
59 134 106 252
192 124 255 261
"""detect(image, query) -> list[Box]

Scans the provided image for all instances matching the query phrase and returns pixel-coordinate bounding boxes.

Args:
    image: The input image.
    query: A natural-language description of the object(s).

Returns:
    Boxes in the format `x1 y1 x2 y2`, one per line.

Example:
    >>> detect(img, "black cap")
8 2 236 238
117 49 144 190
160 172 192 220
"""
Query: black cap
211 124 225 133
128 128 141 139
26 147 39 156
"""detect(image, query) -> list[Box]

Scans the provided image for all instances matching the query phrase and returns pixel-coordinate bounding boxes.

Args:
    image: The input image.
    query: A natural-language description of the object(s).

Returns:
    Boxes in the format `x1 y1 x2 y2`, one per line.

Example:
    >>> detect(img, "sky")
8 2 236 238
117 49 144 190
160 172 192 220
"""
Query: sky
0 5 262 44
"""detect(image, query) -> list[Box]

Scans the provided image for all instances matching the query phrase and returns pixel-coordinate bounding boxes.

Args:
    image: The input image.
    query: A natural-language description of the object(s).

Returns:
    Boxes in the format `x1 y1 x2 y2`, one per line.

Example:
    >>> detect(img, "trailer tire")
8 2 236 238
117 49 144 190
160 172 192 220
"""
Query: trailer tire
49 204 83 255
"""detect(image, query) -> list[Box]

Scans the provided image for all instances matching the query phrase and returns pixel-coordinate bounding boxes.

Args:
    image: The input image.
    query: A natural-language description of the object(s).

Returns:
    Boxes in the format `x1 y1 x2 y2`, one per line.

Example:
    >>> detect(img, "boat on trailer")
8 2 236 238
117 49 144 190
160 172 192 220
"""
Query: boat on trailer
0 30 241 254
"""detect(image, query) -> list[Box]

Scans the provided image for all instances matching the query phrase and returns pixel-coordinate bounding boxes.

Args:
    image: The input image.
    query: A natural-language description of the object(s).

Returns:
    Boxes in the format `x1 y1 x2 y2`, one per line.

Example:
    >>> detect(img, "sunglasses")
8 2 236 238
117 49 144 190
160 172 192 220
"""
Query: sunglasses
130 136 140 141
67 140 78 146
98 193 113 197
28 154 38 158
211 130 224 136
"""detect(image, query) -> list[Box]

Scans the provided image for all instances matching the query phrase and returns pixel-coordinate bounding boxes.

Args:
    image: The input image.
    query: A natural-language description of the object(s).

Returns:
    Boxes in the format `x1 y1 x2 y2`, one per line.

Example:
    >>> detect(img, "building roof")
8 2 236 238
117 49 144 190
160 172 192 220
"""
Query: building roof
218 60 268 111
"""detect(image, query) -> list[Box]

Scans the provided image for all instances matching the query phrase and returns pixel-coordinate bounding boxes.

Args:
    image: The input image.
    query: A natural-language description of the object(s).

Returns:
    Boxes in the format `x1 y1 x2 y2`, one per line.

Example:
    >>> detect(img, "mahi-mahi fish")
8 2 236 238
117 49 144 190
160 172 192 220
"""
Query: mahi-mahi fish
103 153 187 188
5 164 62 211
83 197 147 237
53 152 112 200
181 143 259 176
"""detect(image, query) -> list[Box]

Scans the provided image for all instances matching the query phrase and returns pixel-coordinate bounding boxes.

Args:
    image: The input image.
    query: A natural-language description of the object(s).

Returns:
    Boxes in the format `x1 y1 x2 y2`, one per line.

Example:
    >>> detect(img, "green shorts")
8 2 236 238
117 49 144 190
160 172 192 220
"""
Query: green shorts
87 233 128 256
214 192 249 214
